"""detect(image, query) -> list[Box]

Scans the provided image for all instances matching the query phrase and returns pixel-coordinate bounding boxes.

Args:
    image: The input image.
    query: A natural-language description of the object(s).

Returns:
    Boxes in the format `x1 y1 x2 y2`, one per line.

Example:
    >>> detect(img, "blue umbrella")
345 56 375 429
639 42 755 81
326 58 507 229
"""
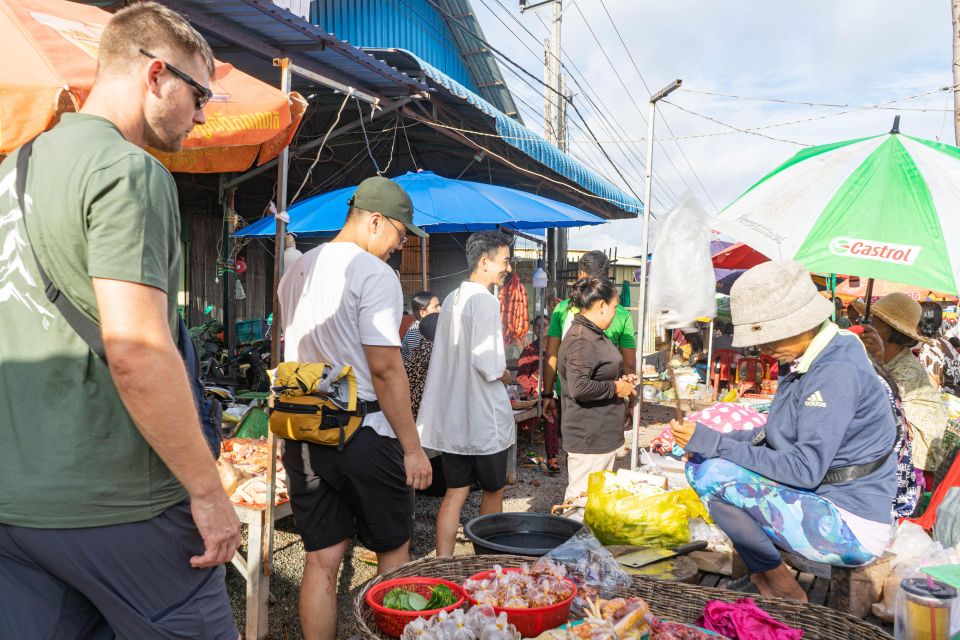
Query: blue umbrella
234 171 606 238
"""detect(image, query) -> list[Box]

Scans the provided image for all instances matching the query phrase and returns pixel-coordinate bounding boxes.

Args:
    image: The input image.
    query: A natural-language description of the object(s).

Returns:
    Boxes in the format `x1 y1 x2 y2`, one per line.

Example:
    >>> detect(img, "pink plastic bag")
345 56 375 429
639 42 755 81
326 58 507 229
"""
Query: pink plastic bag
687 403 767 434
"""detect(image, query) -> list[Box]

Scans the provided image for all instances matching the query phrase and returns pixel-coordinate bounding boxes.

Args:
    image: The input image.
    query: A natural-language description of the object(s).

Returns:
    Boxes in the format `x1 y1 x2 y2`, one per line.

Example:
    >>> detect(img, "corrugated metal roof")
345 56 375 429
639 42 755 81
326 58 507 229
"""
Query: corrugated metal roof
312 0 476 91
149 0 428 96
370 49 643 216
311 0 519 119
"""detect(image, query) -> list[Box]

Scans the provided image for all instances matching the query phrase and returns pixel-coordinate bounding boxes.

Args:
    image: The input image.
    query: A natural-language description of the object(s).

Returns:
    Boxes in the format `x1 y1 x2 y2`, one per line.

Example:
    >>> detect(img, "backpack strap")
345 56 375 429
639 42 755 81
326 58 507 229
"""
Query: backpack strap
15 138 107 363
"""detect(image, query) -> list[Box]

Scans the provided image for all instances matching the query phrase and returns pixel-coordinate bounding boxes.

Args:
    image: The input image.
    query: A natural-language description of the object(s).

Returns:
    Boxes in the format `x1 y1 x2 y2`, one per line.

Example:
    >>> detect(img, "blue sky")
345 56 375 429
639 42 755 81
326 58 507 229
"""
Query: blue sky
470 0 955 255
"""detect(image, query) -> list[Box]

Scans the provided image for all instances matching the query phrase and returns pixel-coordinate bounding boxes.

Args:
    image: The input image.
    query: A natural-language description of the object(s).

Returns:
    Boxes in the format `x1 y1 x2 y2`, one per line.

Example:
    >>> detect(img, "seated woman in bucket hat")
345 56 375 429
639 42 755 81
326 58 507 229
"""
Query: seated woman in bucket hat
670 261 897 602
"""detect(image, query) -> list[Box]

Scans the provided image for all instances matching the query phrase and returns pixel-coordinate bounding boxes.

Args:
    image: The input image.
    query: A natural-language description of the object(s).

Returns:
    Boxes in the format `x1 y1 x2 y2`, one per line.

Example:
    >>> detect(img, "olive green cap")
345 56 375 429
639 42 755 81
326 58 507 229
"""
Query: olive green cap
348 176 427 238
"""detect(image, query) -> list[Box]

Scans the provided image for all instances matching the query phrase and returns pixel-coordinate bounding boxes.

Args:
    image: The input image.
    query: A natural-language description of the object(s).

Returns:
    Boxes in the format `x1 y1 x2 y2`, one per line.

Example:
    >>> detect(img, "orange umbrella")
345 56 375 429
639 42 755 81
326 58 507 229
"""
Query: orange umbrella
831 278 958 304
0 0 305 172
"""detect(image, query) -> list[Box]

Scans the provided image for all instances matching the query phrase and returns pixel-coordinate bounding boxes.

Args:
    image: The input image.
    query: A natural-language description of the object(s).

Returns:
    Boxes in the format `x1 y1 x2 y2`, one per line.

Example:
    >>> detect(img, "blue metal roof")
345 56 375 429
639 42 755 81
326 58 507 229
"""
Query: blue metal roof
311 0 520 119
143 0 428 97
371 49 643 216
312 0 477 92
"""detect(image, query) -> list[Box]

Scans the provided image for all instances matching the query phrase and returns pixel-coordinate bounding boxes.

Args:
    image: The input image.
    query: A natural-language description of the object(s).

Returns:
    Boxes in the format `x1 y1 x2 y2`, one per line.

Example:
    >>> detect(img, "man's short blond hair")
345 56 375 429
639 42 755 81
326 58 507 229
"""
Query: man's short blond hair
98 2 215 78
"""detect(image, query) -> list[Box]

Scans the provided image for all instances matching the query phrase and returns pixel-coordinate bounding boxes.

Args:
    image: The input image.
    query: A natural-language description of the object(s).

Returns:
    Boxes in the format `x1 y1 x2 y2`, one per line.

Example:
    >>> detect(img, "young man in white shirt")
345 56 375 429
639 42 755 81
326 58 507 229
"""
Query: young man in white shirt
417 231 515 556
278 176 432 640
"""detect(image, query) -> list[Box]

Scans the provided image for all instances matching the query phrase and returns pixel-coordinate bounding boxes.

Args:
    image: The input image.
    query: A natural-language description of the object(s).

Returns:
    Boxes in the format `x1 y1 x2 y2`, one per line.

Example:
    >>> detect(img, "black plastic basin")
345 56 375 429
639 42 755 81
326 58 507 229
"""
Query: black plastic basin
465 513 584 557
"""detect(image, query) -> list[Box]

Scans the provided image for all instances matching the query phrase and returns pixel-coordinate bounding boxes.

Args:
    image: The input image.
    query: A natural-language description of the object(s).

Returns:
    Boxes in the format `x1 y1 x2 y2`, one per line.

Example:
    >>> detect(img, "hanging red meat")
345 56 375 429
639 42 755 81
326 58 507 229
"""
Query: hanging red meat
499 273 529 347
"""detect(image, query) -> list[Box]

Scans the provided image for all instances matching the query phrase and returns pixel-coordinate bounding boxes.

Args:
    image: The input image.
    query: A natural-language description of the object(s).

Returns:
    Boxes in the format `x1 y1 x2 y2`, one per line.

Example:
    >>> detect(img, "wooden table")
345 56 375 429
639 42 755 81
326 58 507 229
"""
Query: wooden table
506 405 540 484
232 501 292 640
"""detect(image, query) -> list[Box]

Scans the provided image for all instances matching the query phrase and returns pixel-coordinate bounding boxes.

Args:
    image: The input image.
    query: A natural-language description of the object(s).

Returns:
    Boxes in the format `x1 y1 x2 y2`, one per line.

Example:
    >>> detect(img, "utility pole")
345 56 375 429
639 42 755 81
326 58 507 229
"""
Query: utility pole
523 0 566 293
953 0 960 144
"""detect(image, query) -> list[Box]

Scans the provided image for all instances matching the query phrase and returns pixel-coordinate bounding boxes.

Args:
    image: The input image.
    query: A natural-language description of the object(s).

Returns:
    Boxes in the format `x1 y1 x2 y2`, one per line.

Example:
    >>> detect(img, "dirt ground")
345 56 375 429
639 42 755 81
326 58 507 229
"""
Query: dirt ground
227 402 680 639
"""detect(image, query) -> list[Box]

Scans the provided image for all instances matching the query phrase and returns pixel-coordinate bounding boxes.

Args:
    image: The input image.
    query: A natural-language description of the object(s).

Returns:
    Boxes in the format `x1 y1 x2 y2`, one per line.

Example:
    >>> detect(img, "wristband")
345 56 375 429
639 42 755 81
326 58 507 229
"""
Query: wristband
540 391 554 399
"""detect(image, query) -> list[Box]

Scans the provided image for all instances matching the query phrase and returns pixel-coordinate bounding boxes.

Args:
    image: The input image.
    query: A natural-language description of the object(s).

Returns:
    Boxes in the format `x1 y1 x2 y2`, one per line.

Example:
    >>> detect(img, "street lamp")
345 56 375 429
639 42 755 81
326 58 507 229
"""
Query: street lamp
631 79 682 471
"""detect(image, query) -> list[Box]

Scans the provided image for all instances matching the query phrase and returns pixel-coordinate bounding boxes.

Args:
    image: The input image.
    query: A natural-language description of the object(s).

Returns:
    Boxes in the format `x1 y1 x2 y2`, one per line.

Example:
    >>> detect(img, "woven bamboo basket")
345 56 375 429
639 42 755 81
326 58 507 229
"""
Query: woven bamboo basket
354 554 892 639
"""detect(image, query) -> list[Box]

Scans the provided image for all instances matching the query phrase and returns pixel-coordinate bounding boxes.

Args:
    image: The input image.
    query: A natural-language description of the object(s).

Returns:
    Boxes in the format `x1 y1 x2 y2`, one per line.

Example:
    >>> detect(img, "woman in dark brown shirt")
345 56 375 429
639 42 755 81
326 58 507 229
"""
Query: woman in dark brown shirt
558 278 638 500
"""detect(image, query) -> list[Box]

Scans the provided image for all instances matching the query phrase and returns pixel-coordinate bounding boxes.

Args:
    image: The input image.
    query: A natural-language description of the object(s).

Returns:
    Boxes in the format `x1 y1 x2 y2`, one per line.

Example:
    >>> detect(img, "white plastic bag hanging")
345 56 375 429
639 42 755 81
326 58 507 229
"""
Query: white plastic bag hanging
648 197 716 329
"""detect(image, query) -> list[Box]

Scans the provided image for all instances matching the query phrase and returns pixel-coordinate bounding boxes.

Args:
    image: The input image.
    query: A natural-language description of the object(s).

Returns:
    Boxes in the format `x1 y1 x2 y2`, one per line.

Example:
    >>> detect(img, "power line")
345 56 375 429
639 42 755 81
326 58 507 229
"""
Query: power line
661 100 812 146
402 0 652 209
592 0 718 210
569 3 708 208
482 0 682 204
678 87 958 110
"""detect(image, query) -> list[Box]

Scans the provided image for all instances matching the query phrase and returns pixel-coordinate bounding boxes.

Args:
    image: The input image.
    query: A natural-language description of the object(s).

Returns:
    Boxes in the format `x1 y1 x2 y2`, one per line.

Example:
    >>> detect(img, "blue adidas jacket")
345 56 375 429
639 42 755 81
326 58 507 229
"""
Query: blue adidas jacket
687 324 897 524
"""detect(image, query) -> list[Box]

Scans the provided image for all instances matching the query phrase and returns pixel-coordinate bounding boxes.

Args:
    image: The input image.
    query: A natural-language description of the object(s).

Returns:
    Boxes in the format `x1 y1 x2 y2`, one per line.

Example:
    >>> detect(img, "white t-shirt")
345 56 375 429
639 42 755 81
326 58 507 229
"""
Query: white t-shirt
417 281 514 455
278 242 403 438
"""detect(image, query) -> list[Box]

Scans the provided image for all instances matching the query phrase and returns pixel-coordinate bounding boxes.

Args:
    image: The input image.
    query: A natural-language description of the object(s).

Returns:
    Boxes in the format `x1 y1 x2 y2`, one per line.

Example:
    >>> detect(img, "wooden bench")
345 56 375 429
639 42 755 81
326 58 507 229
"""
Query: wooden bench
782 551 892 617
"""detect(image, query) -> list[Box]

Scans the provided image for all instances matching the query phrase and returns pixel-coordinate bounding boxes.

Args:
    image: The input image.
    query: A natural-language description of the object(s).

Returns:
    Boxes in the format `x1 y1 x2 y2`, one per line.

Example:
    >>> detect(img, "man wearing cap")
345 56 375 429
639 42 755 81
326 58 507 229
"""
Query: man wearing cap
278 176 432 640
669 261 896 602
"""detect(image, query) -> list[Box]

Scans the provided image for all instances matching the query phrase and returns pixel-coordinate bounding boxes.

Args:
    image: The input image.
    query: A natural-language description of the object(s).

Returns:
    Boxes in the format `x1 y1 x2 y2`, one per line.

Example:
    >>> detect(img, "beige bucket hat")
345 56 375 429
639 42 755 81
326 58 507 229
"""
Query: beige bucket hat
730 261 834 348
852 292 927 344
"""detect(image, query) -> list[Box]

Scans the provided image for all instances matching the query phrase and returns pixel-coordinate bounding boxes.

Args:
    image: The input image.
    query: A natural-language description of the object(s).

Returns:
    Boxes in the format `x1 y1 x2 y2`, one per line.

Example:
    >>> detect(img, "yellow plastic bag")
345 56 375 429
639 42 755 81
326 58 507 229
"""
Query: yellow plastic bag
583 471 710 548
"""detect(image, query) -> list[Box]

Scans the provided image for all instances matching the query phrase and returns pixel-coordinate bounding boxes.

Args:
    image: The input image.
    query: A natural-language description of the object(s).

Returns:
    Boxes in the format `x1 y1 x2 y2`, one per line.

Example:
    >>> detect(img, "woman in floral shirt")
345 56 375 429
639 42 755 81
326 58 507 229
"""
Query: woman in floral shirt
857 293 949 474
918 302 960 396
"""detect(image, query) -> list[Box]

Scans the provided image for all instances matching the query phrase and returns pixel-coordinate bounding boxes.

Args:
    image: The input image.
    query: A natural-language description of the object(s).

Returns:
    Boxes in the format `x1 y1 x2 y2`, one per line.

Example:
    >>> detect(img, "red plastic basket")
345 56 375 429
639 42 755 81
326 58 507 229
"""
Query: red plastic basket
463 568 578 637
365 577 466 638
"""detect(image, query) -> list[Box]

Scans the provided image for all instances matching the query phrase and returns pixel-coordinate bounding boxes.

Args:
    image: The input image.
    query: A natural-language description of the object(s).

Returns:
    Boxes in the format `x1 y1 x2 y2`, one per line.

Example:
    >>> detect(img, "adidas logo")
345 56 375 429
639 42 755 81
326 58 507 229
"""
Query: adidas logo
804 391 827 408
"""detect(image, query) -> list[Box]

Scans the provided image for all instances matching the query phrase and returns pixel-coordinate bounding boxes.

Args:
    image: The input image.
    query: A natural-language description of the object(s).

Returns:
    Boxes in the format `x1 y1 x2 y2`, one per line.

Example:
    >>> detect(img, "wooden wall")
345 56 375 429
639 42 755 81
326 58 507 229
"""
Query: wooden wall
183 210 272 327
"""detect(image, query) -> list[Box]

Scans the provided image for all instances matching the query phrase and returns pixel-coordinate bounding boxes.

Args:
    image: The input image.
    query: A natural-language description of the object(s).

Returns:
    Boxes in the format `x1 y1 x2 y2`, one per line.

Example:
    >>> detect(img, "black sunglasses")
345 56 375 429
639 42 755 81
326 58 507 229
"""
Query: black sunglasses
140 48 212 109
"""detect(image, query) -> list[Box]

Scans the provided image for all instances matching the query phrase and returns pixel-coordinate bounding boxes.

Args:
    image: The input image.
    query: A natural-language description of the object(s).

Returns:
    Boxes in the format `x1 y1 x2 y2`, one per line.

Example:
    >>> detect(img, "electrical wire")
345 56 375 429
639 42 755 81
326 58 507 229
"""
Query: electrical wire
389 0 657 210
356 100 382 174
678 87 958 110
482 0 681 204
290 93 350 204
661 100 812 146
581 0 716 210
378 113 401 176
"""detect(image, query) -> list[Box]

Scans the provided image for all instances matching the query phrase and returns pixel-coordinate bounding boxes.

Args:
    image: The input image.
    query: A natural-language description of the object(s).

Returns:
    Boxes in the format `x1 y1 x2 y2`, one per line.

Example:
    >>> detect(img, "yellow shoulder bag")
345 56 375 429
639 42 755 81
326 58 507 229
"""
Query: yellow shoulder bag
269 362 378 449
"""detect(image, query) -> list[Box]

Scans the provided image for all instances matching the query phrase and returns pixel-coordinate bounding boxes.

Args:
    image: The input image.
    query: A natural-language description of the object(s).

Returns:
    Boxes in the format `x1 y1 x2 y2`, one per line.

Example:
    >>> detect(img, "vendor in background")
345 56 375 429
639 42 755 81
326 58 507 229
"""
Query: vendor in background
918 301 960 396
558 278 637 500
834 299 852 328
847 302 862 326
401 291 441 360
403 313 440 418
671 261 896 602
542 251 637 426
516 313 561 474
856 293 949 479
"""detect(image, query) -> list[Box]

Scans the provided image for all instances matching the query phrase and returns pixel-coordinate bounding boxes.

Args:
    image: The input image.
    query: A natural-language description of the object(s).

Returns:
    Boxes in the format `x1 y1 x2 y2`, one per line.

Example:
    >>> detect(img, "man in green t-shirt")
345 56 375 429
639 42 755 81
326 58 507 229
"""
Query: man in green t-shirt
542 251 637 424
0 5 239 637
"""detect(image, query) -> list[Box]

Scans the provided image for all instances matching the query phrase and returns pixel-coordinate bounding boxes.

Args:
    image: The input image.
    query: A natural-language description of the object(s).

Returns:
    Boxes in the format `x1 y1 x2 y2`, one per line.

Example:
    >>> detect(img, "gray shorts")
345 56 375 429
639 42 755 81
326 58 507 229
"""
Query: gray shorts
0 500 237 639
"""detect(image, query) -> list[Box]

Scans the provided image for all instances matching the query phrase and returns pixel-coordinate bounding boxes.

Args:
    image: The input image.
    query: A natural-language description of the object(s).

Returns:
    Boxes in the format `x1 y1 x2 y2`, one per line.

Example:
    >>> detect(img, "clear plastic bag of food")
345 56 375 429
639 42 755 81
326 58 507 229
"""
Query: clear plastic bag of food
544 527 632 613
583 471 710 548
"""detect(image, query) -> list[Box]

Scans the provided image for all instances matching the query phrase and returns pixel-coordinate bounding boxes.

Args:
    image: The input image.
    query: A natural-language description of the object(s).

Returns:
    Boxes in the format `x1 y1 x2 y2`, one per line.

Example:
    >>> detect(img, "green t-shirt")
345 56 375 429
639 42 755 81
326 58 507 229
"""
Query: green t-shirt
0 114 186 527
547 299 637 392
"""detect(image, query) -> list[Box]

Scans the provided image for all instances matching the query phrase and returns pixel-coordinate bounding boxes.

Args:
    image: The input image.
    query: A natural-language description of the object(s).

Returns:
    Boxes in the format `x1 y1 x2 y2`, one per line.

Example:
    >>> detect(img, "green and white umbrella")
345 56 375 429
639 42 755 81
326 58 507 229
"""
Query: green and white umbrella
713 128 960 294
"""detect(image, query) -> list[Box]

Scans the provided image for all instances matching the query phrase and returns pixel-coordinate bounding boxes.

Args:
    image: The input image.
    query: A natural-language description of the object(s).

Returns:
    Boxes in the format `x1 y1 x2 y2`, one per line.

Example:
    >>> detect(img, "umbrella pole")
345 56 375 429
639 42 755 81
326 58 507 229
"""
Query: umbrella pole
863 278 875 323
420 237 428 291
706 319 715 396
262 58 291 607
831 274 837 321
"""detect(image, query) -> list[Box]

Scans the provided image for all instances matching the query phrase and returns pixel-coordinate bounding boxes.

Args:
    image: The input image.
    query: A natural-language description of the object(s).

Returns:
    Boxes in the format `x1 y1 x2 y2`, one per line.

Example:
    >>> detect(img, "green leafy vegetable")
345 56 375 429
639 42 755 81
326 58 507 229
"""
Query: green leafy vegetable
383 585 458 611
424 584 458 609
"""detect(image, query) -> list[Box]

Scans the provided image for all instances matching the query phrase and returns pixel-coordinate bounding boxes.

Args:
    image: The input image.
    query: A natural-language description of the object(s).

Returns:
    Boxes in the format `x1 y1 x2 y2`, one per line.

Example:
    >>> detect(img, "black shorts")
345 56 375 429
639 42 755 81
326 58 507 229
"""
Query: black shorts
283 426 415 552
442 448 510 491
0 501 237 639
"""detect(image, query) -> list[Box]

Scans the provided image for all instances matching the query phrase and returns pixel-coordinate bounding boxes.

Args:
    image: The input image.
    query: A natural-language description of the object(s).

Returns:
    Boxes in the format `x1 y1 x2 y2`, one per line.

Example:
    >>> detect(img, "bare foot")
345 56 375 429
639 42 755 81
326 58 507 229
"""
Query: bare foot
756 563 808 602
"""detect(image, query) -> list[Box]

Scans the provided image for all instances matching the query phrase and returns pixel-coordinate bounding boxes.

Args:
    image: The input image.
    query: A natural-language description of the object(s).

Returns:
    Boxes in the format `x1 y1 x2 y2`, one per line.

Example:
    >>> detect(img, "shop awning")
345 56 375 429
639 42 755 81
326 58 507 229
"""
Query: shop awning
234 170 606 238
0 0 306 172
